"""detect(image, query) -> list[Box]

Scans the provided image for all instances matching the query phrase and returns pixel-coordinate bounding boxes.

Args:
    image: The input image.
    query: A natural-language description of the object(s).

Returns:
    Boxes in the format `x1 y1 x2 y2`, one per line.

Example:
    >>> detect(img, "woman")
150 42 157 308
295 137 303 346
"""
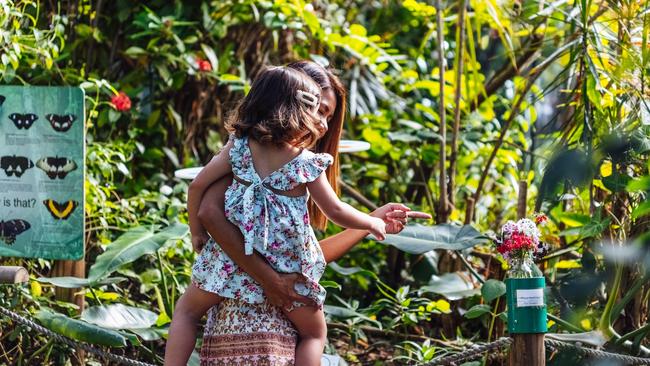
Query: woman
195 61 427 365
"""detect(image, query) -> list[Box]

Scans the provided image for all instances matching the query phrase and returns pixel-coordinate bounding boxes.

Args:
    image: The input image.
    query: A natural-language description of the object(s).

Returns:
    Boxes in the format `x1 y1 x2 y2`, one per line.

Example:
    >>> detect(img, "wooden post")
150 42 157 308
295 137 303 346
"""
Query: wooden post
509 334 545 366
517 180 527 221
51 259 86 310
51 259 86 365
510 179 545 365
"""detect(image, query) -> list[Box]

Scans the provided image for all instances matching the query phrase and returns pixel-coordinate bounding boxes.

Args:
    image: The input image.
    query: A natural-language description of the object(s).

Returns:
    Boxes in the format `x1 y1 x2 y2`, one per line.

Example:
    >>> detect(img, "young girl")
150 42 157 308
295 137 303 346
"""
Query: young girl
165 66 387 366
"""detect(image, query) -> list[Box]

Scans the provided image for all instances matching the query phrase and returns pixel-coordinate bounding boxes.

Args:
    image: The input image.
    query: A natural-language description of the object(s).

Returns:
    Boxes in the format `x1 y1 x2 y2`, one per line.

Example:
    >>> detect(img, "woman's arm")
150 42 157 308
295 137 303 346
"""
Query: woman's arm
197 176 316 308
320 203 432 262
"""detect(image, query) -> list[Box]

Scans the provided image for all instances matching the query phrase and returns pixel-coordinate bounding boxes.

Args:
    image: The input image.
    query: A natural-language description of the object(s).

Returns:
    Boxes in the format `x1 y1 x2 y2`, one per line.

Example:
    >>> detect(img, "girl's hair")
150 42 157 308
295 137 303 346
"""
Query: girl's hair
226 66 323 149
288 61 347 231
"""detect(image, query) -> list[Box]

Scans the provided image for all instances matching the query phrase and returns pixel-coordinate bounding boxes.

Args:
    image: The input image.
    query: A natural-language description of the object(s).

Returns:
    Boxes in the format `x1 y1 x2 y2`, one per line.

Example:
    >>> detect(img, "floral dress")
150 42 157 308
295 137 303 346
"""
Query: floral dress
192 135 332 306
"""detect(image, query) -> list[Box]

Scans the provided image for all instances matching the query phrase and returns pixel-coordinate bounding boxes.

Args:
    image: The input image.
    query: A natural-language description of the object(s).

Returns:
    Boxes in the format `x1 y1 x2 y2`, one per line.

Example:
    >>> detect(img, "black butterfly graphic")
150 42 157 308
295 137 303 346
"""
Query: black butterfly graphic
0 95 5 107
0 155 34 178
9 113 38 130
43 199 78 220
46 114 76 132
0 219 31 245
36 156 77 180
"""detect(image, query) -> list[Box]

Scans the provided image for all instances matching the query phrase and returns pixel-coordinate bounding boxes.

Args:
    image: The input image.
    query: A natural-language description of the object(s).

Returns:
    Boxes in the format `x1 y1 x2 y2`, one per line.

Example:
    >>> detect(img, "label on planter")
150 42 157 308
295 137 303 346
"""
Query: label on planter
516 288 544 307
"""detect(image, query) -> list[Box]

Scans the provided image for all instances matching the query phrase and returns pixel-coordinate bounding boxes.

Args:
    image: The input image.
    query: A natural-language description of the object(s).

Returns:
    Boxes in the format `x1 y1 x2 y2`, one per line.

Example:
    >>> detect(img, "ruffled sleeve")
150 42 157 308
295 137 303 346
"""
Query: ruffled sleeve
258 150 333 191
295 151 333 184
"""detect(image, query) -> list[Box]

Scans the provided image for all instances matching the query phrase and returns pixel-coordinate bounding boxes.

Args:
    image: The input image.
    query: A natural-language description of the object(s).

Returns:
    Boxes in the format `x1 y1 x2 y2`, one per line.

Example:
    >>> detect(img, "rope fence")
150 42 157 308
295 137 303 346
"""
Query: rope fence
0 306 154 366
423 336 650 366
3 304 650 366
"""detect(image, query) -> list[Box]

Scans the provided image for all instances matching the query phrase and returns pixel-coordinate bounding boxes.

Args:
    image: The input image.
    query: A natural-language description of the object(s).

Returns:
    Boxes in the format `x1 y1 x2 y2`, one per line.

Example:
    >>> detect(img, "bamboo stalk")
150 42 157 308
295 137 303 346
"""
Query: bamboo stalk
435 0 448 223
448 0 468 207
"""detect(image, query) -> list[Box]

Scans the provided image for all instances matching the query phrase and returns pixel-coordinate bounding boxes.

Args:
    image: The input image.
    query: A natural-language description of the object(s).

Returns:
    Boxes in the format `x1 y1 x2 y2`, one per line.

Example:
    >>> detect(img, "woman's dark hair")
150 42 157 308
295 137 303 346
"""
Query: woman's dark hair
225 66 322 149
288 61 347 230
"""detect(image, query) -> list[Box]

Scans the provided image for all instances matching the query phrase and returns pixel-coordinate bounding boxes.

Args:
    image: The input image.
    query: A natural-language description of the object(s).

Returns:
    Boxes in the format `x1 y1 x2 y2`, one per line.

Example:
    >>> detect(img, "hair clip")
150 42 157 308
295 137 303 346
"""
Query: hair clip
296 90 320 110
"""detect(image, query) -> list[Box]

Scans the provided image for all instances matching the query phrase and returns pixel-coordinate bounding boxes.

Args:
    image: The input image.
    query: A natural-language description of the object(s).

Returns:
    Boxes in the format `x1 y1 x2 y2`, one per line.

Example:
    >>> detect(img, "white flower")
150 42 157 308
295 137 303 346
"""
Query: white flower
502 221 517 236
516 218 540 239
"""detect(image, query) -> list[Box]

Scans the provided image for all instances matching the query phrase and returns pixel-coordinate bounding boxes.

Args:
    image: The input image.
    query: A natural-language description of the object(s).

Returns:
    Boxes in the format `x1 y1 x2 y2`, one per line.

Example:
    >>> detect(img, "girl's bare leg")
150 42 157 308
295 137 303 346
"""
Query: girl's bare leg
164 284 223 366
284 305 327 366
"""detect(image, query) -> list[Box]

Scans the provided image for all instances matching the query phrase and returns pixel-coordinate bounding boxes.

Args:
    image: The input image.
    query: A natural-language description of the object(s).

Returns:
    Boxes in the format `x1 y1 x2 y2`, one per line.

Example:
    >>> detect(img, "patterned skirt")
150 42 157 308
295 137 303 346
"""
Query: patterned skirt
200 298 297 366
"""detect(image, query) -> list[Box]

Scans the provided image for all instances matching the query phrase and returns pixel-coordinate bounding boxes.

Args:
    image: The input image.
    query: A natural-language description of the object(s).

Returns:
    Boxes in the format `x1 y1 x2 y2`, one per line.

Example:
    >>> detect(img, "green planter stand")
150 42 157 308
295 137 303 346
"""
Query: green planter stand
506 277 547 334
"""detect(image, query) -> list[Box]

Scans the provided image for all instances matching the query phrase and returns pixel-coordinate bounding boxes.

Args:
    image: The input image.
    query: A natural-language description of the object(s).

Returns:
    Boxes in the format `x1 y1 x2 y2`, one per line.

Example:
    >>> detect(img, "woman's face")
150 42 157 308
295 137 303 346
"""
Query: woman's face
316 87 336 137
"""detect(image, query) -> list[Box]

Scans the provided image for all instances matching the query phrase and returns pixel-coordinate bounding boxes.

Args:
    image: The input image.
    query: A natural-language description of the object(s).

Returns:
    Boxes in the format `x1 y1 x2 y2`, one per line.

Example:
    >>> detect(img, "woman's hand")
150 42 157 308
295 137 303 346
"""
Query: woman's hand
370 203 432 234
191 230 210 253
261 273 317 310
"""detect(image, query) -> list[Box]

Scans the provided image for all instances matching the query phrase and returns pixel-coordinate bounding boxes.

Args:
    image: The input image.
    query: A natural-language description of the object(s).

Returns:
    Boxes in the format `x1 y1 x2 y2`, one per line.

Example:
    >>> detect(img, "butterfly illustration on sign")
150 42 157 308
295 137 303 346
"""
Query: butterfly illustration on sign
46 114 76 132
9 113 38 130
43 199 78 220
0 95 5 107
0 219 31 245
36 156 77 180
0 155 34 178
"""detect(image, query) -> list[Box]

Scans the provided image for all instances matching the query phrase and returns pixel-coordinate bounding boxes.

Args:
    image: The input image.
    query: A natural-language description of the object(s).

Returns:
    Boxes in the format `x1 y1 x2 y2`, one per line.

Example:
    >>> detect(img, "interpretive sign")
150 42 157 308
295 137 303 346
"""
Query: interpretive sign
0 86 84 260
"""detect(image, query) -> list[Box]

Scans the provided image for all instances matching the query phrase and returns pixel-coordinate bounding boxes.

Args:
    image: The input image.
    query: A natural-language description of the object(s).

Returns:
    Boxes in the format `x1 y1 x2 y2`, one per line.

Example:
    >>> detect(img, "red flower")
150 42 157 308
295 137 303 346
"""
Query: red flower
196 57 212 72
535 213 548 225
111 92 131 112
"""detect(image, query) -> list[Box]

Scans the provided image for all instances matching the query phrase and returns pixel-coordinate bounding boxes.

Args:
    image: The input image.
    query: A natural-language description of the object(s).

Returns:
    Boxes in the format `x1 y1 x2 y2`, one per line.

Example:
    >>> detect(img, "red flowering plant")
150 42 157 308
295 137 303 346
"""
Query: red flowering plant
196 57 212 72
110 92 131 112
494 214 549 278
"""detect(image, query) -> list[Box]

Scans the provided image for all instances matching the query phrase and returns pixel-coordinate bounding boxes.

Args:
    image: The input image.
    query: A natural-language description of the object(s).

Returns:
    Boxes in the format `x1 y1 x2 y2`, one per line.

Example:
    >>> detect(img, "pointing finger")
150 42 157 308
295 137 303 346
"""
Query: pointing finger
407 211 432 219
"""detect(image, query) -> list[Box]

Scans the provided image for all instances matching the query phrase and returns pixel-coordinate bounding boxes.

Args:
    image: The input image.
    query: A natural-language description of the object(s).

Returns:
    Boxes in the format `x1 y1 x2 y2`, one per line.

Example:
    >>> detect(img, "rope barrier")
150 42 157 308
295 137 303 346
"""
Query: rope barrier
421 336 650 365
545 339 650 365
422 337 512 365
0 306 155 366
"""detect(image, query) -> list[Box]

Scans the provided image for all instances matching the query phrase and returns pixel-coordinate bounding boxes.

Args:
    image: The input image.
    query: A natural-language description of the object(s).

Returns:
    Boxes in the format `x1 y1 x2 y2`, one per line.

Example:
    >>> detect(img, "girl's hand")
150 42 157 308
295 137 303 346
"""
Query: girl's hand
191 231 210 253
261 273 317 310
368 217 387 241
370 203 432 234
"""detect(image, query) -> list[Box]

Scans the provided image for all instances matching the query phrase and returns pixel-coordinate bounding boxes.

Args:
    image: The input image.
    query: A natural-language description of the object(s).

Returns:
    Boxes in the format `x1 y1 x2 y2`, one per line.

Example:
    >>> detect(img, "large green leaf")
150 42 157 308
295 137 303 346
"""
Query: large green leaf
481 279 506 303
323 305 381 328
376 224 488 254
81 304 158 330
328 262 377 278
35 308 127 347
128 327 165 342
37 276 127 288
464 304 492 319
88 223 188 282
419 272 481 300
546 331 607 347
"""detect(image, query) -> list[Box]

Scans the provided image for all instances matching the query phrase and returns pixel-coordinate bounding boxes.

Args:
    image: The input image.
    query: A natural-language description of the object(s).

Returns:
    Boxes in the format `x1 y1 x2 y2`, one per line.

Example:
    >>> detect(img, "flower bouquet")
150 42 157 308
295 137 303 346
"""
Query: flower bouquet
495 214 548 279
497 214 549 334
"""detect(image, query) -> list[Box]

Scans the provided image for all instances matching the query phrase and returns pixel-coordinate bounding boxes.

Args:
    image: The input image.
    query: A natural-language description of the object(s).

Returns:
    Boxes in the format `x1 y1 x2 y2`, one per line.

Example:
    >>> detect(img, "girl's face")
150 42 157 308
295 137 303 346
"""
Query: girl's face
316 87 336 137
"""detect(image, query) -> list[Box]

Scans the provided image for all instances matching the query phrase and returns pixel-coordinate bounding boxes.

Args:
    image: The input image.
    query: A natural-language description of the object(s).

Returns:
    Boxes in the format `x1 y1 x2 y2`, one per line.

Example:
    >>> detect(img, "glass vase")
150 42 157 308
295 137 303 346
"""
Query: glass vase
507 255 543 278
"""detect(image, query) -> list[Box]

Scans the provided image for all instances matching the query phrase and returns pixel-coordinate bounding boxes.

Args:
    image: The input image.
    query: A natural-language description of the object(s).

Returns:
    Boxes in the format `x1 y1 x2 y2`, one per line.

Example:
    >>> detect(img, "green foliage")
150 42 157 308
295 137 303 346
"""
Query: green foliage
1 0 649 363
378 224 489 254
88 223 188 282
481 279 506 304
35 308 127 348
80 304 158 331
